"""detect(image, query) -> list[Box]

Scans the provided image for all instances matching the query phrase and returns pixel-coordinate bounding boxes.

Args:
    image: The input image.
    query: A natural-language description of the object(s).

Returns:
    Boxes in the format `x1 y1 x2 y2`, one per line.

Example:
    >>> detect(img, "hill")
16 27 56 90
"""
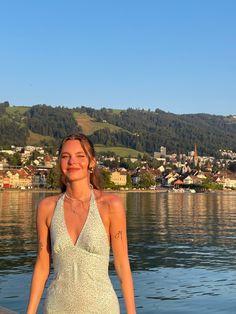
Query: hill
73 112 123 135
1 102 236 156
94 144 143 158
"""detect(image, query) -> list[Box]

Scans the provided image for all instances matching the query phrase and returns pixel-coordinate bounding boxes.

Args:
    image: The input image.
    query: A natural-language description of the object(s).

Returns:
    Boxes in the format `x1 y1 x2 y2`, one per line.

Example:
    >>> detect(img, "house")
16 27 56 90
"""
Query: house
0 170 4 188
6 170 19 188
1 168 32 188
17 168 32 188
174 179 183 188
223 177 236 189
183 176 193 185
110 171 127 186
131 174 140 185
44 154 53 168
3 177 11 188
197 173 207 180
191 176 203 185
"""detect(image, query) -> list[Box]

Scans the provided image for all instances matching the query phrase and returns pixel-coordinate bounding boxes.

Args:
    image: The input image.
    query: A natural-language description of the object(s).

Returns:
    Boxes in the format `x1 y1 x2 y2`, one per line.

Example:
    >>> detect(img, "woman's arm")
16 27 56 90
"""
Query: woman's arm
26 198 52 314
109 195 136 314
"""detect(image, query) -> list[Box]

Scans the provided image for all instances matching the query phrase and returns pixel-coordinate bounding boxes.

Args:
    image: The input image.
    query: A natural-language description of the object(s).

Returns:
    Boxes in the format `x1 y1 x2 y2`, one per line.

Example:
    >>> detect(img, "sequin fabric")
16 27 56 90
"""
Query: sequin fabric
44 190 120 314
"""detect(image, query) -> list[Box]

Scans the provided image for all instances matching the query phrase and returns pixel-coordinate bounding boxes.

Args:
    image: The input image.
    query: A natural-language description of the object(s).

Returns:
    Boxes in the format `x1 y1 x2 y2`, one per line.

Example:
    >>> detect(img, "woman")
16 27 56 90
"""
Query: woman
27 134 136 314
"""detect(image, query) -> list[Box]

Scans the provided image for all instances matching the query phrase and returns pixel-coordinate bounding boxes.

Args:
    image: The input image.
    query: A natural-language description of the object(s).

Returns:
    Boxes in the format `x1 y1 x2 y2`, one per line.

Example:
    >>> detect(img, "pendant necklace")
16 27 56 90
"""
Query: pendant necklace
65 192 91 215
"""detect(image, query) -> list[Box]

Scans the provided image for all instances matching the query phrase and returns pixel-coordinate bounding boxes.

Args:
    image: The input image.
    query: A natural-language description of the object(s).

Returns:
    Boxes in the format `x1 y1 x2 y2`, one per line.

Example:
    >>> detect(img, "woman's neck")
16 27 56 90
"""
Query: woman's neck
65 181 92 201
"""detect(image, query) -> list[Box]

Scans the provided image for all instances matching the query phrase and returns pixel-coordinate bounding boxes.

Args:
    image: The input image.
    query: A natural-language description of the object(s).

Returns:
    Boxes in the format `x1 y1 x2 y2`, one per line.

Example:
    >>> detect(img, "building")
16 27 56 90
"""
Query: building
0 171 3 188
110 171 127 186
194 143 198 167
160 146 167 157
44 154 53 168
154 146 167 159
154 152 161 159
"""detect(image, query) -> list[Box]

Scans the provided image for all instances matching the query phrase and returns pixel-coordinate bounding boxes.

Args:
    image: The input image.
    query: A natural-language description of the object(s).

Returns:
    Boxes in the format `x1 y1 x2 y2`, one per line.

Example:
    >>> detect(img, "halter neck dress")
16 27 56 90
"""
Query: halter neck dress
44 190 120 314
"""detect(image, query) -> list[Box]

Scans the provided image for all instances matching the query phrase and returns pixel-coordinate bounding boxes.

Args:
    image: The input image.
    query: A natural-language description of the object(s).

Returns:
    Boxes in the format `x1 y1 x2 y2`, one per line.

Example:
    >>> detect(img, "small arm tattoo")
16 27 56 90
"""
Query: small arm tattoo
115 230 122 240
114 230 125 251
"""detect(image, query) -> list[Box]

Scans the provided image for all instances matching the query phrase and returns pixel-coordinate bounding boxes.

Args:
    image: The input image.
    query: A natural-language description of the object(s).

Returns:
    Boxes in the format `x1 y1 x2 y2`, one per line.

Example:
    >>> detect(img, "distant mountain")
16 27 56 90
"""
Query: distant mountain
1 102 236 156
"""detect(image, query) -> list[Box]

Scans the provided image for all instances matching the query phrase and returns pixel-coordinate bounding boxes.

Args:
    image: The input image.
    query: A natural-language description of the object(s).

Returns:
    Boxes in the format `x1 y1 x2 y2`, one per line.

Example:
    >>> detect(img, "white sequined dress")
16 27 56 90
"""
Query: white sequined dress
44 190 120 314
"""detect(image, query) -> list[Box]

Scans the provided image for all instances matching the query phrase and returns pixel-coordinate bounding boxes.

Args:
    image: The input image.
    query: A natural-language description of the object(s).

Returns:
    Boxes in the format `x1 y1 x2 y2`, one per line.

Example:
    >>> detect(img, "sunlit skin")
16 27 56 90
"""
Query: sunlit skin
60 140 95 199
27 139 136 314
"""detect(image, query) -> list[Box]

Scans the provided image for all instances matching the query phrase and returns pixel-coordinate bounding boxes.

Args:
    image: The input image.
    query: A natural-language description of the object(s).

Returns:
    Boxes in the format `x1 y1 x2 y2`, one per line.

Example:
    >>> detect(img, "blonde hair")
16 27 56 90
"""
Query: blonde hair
58 133 101 192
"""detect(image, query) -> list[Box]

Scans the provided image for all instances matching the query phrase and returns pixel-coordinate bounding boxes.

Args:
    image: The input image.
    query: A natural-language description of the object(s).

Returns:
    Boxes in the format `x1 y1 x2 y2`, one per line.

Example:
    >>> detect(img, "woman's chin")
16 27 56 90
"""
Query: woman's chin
65 174 87 182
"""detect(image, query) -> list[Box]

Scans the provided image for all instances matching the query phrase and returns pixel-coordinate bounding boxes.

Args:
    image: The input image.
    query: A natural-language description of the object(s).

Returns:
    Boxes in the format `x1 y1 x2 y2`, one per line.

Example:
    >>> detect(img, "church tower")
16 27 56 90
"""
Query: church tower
194 143 198 167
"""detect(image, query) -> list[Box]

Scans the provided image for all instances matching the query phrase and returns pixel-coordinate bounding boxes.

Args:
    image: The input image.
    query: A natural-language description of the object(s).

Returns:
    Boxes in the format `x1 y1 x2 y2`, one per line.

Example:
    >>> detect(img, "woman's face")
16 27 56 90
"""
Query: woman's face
60 139 92 183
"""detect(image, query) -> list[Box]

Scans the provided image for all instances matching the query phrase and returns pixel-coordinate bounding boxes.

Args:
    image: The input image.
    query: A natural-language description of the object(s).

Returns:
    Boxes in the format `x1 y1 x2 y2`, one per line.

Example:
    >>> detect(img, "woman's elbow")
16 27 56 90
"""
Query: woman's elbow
114 259 131 281
34 256 51 279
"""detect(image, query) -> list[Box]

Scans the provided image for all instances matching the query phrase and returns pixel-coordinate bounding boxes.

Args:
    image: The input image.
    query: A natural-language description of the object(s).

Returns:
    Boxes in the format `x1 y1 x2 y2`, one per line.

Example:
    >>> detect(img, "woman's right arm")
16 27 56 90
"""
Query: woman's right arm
26 198 52 314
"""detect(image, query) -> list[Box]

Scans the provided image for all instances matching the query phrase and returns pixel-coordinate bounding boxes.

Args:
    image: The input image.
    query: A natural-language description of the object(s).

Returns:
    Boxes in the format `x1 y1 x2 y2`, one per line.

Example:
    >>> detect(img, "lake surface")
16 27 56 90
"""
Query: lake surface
1 190 236 314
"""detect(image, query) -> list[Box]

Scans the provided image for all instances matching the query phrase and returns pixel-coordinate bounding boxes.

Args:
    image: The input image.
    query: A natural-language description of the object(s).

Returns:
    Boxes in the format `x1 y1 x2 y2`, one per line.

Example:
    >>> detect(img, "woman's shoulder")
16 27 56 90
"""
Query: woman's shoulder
94 189 124 212
39 193 62 206
37 194 63 215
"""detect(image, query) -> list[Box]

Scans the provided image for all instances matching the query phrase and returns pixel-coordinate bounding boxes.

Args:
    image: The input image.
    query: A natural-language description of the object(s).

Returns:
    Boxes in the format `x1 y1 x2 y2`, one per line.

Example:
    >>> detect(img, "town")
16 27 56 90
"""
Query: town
0 143 236 192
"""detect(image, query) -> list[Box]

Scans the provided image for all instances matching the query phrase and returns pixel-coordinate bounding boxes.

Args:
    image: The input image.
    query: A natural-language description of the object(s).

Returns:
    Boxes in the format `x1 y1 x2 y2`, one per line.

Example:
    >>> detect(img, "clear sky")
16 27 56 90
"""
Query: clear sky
1 0 235 115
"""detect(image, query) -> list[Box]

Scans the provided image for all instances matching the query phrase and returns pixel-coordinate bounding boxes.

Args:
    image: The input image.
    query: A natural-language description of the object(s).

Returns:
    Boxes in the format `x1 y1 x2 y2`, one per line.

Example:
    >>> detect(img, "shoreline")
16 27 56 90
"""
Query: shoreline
1 188 236 194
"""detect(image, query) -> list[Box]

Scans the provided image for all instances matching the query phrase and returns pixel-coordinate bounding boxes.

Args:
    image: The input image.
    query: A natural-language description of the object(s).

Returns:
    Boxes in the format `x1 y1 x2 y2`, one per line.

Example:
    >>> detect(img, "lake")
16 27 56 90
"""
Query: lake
0 190 236 313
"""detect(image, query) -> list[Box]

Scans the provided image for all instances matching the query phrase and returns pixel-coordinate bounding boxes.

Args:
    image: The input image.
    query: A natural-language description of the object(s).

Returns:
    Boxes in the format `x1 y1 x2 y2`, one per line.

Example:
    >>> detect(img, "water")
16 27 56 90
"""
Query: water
1 191 236 313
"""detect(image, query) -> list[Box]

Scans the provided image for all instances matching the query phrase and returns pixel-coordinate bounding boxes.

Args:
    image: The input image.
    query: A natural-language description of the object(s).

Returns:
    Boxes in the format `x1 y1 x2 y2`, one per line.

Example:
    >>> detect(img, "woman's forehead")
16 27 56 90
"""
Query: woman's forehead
61 139 85 152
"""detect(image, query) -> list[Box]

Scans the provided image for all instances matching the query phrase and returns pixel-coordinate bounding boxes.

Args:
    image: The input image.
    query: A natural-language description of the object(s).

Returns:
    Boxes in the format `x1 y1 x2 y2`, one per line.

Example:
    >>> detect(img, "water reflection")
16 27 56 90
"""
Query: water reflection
123 192 236 271
1 191 236 314
0 191 54 274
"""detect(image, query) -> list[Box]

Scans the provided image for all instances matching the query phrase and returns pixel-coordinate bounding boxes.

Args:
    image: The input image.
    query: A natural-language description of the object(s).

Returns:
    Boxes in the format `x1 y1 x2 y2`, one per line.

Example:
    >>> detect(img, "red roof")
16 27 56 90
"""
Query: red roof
174 179 183 185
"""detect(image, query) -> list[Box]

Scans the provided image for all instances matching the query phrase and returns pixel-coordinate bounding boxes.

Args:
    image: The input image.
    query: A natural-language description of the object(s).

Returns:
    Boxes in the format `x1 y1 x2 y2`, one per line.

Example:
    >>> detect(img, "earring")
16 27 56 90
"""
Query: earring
89 167 94 173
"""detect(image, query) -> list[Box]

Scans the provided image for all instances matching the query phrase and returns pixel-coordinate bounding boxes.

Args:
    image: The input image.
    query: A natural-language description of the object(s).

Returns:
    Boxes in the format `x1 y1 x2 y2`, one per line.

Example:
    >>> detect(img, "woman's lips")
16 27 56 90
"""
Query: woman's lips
67 168 81 171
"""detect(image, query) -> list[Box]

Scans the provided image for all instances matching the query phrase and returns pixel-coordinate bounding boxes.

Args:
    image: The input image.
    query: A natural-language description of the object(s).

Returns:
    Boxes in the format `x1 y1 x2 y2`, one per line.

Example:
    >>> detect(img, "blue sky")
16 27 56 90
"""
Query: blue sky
1 0 235 115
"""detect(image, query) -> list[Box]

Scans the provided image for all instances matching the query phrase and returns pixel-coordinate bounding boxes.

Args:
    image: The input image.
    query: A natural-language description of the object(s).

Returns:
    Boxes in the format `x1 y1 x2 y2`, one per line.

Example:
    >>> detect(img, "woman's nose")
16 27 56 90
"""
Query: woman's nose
68 155 77 164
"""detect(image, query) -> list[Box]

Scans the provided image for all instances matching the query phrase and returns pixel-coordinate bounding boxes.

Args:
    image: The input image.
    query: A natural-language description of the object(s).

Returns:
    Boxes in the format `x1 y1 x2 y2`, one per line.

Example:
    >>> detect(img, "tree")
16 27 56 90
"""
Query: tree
47 166 61 189
0 101 9 114
139 172 156 188
7 152 22 166
126 174 133 188
100 169 114 189
201 178 223 190
228 161 236 172
148 158 163 169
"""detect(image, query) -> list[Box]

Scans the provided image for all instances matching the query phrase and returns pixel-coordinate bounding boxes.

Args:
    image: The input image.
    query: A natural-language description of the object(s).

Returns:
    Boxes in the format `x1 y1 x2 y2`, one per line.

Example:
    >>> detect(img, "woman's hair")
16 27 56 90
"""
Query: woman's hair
58 133 101 192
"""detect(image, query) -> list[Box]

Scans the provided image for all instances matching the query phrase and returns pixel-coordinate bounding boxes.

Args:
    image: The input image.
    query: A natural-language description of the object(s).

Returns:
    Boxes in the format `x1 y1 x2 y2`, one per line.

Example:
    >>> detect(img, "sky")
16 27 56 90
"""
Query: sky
1 0 236 115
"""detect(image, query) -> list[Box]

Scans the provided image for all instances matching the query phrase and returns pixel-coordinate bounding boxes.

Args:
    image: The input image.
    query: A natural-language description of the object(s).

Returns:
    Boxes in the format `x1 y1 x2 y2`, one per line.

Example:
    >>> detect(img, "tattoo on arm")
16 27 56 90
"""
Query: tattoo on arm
114 230 125 251
115 230 122 240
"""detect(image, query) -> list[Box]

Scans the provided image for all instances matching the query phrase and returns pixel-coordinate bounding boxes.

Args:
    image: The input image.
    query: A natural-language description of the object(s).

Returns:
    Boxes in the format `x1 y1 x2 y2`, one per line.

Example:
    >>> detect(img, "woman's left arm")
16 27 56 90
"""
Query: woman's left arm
109 195 136 314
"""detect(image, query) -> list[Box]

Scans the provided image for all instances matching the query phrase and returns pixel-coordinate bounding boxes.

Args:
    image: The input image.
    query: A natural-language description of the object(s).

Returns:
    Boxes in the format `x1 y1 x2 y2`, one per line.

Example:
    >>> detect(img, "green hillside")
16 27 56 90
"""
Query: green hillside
73 112 123 135
6 105 29 115
1 102 236 156
94 144 143 158
0 102 29 147
27 130 55 146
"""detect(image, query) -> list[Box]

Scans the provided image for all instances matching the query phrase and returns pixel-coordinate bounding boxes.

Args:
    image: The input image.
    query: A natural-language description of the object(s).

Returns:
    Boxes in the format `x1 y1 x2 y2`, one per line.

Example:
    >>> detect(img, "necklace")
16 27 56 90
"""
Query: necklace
65 191 92 215
65 184 93 202
65 192 78 201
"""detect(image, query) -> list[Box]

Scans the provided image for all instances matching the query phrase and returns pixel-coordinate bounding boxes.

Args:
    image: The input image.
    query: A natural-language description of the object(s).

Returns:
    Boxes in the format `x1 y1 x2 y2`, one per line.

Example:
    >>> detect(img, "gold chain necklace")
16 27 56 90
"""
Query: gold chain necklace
65 192 91 215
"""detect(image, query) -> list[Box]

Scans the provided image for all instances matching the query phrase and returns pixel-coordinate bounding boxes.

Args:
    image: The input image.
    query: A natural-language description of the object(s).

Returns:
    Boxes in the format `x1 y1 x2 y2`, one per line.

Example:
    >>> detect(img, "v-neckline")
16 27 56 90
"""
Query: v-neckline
62 191 93 247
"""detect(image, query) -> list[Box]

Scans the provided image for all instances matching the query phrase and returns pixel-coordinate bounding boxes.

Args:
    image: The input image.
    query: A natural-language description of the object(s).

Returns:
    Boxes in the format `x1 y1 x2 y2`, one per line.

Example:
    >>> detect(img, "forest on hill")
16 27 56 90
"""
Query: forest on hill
1 101 236 156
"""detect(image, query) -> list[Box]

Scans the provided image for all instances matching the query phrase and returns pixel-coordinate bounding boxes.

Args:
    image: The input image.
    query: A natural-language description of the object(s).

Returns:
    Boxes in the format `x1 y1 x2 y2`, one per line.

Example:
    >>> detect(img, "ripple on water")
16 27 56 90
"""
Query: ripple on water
1 191 236 313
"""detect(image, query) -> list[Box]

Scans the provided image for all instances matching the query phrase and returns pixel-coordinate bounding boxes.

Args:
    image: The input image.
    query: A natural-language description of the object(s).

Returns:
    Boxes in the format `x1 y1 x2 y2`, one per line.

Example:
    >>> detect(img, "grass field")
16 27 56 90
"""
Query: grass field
94 144 143 157
73 112 124 135
110 109 122 114
27 130 54 145
6 106 29 115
